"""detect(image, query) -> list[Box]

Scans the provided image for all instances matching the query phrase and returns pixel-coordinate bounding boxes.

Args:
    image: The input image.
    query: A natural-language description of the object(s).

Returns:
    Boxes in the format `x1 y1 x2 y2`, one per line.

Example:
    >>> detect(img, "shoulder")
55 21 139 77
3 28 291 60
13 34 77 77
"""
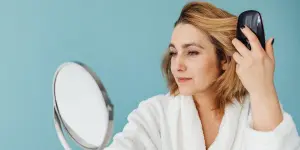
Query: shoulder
124 92 173 126
136 92 173 110
128 92 176 119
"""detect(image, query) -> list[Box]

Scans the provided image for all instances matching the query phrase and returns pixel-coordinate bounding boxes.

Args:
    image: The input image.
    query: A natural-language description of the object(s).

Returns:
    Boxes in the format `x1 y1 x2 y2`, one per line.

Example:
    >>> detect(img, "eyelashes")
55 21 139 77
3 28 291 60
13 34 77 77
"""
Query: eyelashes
188 51 199 55
168 51 199 56
169 51 177 56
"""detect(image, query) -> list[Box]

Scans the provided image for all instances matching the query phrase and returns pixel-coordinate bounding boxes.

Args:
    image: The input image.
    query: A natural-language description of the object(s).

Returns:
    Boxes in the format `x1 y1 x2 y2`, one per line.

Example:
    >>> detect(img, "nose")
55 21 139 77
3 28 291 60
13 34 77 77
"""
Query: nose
175 55 186 72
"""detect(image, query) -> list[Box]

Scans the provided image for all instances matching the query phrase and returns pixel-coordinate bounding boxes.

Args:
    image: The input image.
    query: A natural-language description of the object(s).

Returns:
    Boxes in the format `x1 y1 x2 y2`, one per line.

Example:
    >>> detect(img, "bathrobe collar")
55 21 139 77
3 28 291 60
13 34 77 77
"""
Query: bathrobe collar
167 94 245 150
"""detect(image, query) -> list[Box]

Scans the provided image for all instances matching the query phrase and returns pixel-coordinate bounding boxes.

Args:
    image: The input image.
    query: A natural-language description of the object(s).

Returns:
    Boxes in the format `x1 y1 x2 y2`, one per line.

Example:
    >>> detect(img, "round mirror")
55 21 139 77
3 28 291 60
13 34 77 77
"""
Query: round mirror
53 61 114 150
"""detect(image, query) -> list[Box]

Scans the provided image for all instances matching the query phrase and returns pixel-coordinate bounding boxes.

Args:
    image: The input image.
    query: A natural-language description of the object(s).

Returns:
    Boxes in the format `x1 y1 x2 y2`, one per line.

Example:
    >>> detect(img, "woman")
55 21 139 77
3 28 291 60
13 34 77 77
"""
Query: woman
105 2 300 150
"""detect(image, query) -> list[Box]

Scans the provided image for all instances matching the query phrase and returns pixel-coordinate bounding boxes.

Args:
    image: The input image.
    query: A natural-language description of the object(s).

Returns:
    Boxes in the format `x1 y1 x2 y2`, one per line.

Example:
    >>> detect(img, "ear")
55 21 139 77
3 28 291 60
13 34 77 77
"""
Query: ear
220 59 228 71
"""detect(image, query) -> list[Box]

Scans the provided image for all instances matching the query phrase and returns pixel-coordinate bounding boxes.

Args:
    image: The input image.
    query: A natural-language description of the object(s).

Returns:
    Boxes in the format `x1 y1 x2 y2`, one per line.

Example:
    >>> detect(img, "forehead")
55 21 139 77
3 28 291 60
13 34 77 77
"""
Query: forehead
170 23 213 48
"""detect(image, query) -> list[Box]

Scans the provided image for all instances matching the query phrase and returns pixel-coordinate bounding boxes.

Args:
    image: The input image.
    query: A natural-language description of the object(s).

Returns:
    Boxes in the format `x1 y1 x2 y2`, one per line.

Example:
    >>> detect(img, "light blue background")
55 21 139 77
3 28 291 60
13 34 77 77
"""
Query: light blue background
0 0 299 149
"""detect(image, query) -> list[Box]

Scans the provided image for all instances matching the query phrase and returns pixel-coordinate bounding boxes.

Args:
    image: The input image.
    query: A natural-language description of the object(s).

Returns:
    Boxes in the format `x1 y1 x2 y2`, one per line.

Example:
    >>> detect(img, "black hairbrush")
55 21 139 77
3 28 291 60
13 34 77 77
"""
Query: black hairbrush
236 10 266 50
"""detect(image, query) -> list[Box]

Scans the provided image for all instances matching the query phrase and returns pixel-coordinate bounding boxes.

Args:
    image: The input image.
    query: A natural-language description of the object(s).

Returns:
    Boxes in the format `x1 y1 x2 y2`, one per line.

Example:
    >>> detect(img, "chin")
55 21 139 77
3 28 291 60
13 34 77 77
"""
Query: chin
178 87 196 96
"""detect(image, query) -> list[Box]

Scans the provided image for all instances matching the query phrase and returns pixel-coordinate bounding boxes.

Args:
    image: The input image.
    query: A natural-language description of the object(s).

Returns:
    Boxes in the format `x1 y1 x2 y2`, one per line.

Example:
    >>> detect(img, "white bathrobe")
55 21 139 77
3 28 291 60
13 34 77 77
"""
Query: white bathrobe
104 93 300 150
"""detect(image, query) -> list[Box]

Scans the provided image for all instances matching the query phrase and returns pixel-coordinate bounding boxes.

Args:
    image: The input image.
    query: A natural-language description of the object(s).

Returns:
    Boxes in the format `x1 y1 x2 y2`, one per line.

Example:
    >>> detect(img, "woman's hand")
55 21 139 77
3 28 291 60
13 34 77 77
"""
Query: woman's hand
231 25 283 131
231 25 275 95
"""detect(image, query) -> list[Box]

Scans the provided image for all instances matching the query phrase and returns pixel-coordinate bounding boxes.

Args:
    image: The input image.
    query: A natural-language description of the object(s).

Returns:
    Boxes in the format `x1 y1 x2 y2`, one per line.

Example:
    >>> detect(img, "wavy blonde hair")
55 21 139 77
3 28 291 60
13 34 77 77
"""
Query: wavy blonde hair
161 2 248 115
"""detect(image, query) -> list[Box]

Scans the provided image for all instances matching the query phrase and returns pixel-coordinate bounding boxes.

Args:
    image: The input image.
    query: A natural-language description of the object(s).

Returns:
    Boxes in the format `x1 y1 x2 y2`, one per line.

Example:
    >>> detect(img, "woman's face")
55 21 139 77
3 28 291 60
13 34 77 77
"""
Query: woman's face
169 23 224 95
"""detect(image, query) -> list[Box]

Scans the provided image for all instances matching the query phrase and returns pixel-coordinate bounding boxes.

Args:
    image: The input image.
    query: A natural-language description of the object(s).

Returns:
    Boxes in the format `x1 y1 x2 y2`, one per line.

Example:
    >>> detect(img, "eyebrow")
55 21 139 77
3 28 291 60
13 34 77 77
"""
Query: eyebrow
168 42 204 50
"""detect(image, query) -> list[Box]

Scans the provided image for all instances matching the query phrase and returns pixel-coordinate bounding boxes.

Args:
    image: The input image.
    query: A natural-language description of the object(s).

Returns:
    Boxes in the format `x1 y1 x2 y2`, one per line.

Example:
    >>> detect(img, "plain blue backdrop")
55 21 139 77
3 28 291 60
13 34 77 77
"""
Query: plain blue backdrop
0 0 299 149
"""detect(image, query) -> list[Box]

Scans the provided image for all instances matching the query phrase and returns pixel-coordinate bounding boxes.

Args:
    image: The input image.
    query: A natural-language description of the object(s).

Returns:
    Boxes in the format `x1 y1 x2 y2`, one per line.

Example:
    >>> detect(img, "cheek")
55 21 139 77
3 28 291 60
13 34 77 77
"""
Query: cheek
170 59 176 74
190 56 219 80
190 56 213 71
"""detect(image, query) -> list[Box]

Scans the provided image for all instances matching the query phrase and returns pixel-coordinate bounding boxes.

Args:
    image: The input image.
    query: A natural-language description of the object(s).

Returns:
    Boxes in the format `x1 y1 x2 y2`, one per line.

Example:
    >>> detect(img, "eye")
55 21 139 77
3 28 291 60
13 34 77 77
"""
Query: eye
188 51 199 56
169 51 177 56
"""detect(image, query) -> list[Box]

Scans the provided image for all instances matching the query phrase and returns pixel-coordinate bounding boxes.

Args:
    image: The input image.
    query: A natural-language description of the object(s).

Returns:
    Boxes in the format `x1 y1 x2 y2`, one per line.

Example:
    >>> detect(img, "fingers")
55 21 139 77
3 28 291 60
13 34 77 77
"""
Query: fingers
240 25 264 54
232 38 250 57
265 38 275 61
232 25 275 67
232 52 243 64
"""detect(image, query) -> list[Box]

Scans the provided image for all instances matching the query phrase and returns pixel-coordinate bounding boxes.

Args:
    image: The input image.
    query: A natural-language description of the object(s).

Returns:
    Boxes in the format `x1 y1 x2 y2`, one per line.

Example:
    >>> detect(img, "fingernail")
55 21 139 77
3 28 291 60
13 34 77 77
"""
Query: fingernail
240 25 245 30
271 38 275 45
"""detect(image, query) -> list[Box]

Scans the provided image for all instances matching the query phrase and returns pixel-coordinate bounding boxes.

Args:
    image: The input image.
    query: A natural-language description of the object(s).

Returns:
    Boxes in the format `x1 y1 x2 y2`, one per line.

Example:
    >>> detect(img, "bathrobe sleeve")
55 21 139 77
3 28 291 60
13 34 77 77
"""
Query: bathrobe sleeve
244 109 300 150
104 95 163 150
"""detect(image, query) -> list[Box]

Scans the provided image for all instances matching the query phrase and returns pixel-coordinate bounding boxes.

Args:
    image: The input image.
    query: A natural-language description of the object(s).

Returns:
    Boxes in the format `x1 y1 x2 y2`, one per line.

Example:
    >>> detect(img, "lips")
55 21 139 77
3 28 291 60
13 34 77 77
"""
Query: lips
177 77 192 83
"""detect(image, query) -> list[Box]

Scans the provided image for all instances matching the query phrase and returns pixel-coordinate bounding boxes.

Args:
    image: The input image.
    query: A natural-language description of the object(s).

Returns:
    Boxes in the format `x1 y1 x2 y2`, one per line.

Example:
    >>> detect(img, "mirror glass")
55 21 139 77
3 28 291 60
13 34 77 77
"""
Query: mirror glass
53 61 113 150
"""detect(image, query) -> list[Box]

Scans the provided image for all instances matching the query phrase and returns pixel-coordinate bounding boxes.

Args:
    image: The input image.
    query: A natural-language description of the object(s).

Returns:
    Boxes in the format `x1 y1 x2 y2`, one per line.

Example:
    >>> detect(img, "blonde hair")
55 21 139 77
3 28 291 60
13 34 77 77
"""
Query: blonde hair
161 1 248 115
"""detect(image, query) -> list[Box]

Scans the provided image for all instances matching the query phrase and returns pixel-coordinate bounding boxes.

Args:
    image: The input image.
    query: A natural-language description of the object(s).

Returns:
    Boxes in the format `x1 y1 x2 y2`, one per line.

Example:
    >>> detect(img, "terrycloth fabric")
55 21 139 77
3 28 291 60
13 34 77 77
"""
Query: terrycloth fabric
104 93 300 150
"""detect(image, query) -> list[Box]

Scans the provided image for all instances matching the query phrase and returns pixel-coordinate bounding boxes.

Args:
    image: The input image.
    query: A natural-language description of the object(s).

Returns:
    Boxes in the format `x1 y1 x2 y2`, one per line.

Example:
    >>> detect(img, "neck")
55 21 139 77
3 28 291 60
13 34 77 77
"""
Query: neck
193 92 216 110
192 90 223 118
